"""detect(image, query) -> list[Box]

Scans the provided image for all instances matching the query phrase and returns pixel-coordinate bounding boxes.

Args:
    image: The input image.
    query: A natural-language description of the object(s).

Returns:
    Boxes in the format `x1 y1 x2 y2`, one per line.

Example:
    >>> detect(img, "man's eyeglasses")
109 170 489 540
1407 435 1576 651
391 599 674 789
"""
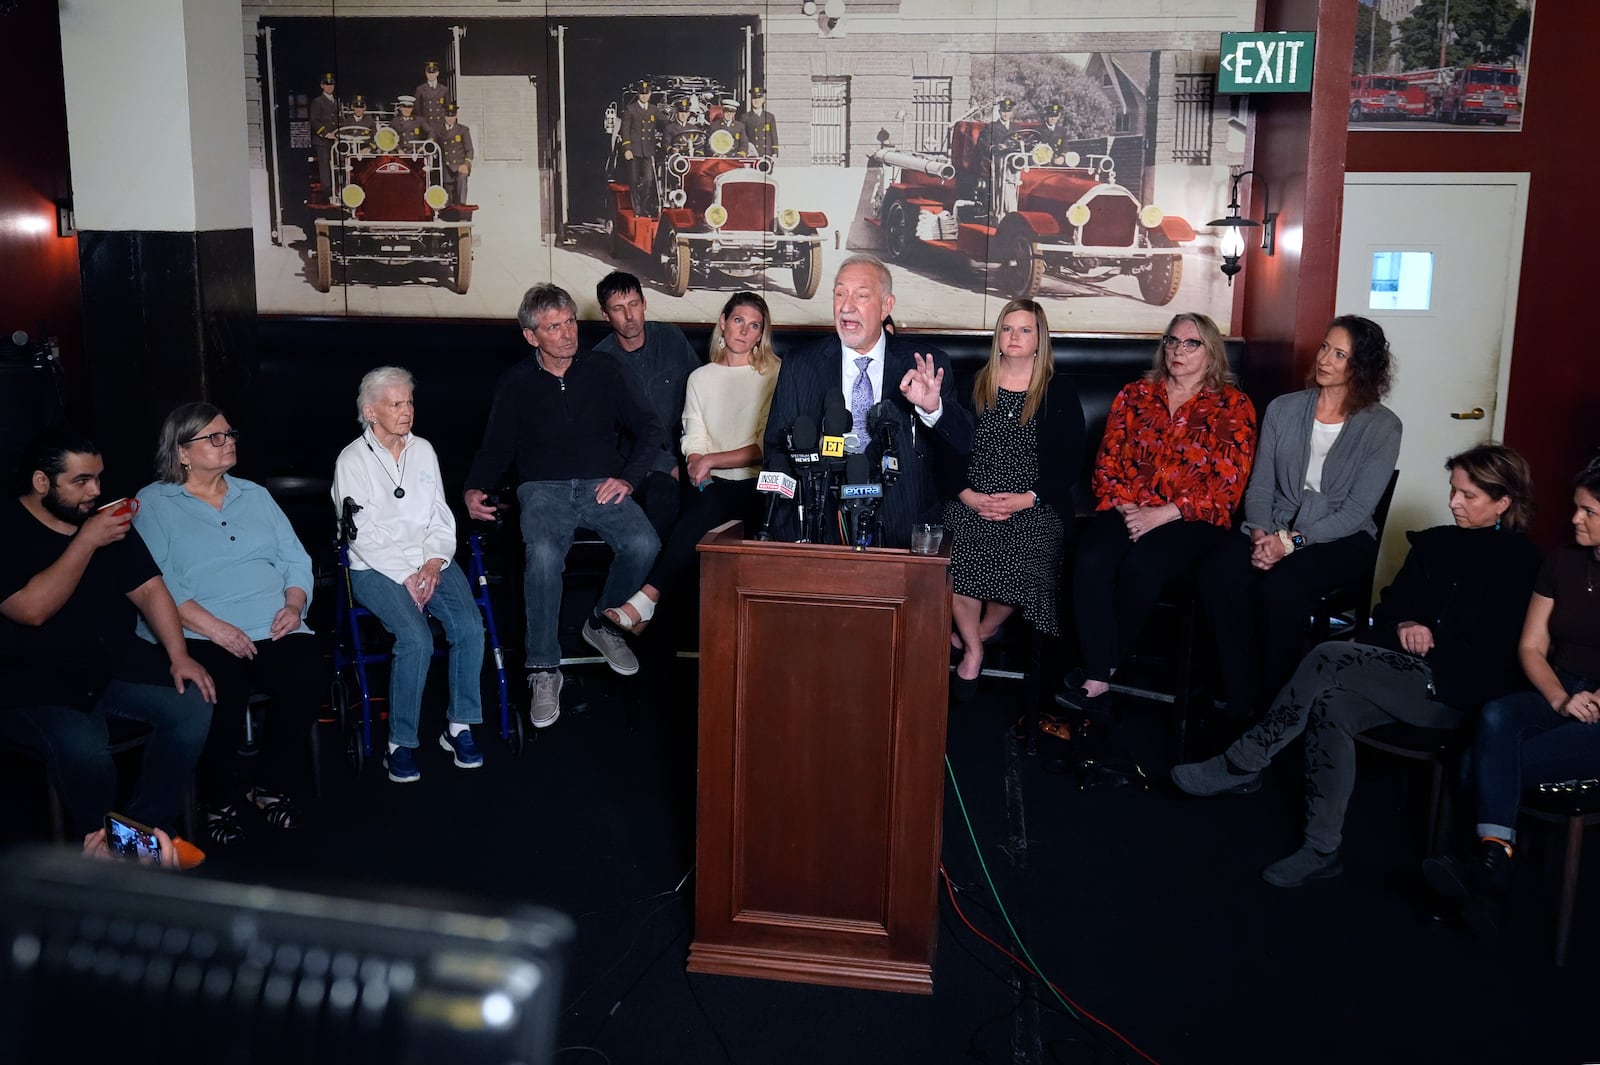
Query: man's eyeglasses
183 429 242 448
1161 336 1204 353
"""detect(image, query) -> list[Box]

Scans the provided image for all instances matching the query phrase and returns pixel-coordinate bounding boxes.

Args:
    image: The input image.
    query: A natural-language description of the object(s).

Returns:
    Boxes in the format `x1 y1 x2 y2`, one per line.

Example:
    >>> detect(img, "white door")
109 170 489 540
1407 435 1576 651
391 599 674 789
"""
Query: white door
1336 173 1528 598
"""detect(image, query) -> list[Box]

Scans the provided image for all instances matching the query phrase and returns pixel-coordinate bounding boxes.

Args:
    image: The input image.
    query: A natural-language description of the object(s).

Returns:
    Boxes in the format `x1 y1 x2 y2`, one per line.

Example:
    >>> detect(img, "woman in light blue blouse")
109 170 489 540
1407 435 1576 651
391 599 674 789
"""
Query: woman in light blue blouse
134 402 320 845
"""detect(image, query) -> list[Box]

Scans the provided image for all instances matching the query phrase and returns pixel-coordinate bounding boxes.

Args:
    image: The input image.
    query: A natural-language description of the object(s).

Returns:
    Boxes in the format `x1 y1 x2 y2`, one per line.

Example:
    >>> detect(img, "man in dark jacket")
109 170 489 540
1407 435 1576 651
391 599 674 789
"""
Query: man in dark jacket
761 254 972 548
464 286 664 723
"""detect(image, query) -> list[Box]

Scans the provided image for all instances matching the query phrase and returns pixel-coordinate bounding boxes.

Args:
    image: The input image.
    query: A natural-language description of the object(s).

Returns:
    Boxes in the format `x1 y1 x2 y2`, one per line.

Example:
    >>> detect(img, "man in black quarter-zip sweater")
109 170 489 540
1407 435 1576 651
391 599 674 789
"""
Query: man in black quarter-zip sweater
464 285 665 722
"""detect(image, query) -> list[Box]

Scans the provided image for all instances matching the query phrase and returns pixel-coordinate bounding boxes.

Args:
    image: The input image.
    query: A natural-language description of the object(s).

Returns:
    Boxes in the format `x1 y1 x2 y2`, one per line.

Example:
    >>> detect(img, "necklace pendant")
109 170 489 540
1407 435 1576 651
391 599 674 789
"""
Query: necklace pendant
394 487 406 499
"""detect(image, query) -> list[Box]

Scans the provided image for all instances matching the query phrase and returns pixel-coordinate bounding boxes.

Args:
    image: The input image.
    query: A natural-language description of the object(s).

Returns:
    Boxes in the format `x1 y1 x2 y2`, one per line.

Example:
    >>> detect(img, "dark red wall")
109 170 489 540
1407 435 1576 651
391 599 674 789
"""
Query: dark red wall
0 0 85 417
1345 4 1596 546
1236 0 1358 405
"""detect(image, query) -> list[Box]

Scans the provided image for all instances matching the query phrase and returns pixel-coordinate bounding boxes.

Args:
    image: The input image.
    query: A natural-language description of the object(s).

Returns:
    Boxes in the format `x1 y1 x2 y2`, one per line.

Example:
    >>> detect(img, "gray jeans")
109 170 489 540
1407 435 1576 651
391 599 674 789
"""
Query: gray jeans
1228 641 1460 853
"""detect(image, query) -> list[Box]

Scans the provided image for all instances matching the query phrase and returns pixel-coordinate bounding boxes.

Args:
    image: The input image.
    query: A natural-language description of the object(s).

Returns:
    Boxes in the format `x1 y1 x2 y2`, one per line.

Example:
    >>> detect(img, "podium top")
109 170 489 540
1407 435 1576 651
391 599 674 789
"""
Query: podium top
695 521 951 563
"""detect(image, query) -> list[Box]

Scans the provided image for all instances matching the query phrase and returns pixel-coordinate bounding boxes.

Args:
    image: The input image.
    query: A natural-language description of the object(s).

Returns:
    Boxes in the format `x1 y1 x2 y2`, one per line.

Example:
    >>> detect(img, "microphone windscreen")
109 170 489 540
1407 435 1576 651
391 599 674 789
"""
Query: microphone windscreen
821 391 851 436
866 399 905 437
844 454 871 485
842 432 864 455
790 415 818 451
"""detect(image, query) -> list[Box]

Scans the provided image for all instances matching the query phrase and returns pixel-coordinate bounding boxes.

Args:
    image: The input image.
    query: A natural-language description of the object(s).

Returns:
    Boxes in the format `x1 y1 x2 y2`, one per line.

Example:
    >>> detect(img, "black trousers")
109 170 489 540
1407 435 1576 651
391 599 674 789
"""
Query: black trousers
645 477 757 596
632 470 684 547
1197 530 1378 717
185 634 326 804
1072 510 1226 684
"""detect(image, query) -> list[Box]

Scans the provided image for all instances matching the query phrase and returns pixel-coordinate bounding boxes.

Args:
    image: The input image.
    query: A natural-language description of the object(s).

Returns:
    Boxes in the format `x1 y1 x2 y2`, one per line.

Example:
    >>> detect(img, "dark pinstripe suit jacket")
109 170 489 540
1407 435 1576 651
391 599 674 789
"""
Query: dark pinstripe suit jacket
761 334 973 547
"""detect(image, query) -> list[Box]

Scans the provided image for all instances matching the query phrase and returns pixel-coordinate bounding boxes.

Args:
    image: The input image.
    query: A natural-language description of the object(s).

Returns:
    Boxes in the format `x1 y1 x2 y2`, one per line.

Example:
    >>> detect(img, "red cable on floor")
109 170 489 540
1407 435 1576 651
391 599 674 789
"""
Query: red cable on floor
938 864 1162 1065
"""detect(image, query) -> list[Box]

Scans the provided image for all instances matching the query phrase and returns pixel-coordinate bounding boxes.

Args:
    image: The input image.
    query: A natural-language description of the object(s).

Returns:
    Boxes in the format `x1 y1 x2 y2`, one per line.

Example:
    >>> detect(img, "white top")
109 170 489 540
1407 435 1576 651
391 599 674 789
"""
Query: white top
680 361 780 481
1303 419 1344 494
331 429 457 584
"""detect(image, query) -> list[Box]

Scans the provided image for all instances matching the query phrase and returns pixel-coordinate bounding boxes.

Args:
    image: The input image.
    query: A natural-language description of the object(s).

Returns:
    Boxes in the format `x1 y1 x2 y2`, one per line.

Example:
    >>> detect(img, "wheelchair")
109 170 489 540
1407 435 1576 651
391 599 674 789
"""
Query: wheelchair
331 503 524 774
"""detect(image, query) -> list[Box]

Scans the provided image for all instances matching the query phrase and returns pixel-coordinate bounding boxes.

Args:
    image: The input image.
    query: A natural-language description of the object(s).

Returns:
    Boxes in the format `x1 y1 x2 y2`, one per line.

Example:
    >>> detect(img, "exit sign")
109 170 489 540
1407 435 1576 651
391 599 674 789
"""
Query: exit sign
1218 32 1315 94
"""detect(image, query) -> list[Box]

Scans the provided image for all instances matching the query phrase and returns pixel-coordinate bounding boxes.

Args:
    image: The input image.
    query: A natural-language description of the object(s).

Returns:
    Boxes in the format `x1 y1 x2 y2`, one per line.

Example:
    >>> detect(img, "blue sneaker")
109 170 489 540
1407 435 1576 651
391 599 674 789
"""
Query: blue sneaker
439 728 484 769
385 745 421 783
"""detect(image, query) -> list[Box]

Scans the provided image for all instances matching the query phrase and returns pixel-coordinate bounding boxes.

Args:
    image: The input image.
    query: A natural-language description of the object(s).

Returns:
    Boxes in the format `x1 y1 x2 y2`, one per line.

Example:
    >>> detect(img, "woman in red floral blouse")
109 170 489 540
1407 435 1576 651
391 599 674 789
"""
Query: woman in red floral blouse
1058 312 1257 712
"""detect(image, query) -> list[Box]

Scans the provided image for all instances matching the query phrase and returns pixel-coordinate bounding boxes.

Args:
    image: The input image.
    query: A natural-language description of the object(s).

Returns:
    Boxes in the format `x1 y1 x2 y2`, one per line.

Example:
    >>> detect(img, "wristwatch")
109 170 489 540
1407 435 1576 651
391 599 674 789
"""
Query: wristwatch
1290 532 1307 551
1028 490 1039 506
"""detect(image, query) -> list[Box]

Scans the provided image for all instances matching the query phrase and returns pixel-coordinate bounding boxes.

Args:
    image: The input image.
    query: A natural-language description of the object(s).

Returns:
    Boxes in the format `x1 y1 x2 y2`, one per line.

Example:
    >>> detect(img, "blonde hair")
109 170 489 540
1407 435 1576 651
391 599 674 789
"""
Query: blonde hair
973 300 1053 426
709 291 778 374
1146 312 1235 392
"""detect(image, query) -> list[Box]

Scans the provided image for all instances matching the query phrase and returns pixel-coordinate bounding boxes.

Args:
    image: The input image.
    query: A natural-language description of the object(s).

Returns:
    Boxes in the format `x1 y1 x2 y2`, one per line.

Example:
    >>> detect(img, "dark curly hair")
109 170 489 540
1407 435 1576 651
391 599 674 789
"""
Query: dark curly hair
1445 442 1534 532
1575 452 1600 498
1312 314 1392 414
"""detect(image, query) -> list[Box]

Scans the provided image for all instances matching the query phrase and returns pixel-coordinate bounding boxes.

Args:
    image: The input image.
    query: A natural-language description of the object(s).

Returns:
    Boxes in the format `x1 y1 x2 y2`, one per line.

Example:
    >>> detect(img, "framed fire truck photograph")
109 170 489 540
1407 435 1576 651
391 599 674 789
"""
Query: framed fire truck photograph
1348 0 1535 132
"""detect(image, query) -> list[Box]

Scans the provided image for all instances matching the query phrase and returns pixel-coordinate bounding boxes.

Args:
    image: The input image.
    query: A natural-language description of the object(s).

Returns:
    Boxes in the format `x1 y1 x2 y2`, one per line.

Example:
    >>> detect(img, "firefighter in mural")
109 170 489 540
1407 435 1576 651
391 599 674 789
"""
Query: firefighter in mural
415 59 450 130
343 94 376 146
663 98 704 156
394 95 433 144
1041 102 1071 164
439 101 474 204
620 80 662 217
710 97 747 157
975 97 1025 219
742 87 778 160
309 71 340 200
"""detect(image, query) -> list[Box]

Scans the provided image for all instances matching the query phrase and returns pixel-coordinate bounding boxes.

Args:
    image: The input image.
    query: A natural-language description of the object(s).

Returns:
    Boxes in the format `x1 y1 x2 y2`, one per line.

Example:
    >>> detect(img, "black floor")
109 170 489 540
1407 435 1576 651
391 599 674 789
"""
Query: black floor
4 646 1596 1064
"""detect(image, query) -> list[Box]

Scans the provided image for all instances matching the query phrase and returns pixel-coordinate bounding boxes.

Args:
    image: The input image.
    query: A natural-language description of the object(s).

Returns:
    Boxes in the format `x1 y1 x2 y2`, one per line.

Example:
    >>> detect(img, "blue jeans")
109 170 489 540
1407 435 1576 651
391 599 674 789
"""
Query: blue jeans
349 563 484 749
518 479 660 669
0 679 212 837
1472 668 1600 842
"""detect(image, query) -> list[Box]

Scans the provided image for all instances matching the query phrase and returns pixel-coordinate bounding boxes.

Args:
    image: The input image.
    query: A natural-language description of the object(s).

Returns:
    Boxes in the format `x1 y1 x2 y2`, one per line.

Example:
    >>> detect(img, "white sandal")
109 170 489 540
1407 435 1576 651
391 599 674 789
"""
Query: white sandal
605 591 657 632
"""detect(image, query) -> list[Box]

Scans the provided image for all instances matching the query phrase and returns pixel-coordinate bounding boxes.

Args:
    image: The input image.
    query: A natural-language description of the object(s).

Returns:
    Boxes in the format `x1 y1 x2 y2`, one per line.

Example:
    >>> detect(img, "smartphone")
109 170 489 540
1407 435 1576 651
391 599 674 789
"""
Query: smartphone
97 497 140 518
104 812 161 865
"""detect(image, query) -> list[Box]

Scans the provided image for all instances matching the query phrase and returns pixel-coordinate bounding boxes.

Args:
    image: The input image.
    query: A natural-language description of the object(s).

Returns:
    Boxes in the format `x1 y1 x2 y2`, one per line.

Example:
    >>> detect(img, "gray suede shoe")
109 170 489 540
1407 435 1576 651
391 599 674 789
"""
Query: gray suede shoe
1170 754 1262 797
1262 845 1342 888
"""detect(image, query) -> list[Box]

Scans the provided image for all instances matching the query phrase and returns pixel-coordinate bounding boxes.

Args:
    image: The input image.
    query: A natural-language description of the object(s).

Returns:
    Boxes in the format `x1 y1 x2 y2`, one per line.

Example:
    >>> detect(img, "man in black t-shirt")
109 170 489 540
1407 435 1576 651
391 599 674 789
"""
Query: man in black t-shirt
0 431 215 838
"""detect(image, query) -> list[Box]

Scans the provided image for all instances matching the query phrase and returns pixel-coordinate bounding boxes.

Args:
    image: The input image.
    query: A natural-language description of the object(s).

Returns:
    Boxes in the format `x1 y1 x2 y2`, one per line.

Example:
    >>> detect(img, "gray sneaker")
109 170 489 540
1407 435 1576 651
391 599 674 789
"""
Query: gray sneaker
1170 754 1262 797
528 669 563 729
583 617 639 676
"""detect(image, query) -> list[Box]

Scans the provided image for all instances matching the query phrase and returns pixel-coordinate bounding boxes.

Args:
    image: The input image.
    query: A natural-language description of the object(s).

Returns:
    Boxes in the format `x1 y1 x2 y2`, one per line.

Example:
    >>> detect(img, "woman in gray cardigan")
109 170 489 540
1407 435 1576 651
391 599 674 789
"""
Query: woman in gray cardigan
1198 315 1402 720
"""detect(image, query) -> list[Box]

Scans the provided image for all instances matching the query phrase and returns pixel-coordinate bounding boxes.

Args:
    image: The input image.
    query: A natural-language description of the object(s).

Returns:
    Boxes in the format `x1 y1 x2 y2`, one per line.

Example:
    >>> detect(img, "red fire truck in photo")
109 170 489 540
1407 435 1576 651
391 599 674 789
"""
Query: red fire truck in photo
1348 74 1410 121
1393 64 1522 125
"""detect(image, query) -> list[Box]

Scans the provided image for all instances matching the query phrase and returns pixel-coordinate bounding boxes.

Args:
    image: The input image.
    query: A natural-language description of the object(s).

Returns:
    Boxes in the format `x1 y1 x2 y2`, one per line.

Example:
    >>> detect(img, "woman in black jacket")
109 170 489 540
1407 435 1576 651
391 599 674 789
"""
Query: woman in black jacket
943 299 1084 700
1172 443 1540 887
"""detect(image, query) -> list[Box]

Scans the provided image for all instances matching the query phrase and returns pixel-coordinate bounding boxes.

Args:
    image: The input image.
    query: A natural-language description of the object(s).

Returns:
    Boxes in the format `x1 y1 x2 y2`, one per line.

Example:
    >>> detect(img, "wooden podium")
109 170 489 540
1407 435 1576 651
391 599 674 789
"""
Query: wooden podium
686 523 952 994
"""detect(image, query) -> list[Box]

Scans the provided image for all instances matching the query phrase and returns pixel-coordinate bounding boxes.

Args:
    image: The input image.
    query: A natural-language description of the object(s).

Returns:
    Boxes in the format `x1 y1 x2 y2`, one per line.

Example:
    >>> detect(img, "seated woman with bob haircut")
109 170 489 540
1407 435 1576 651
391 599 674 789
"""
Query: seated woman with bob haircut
1175 443 1541 888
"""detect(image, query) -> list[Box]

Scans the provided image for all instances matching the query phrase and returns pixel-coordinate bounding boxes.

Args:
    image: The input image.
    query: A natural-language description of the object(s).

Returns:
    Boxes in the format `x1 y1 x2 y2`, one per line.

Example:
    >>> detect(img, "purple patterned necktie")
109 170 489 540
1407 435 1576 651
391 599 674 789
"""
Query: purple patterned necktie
851 356 873 444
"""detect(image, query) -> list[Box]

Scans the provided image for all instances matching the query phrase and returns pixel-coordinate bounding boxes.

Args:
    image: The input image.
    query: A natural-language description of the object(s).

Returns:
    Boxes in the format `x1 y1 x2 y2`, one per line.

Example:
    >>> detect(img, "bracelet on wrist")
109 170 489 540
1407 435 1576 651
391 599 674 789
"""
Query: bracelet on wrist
1276 529 1295 554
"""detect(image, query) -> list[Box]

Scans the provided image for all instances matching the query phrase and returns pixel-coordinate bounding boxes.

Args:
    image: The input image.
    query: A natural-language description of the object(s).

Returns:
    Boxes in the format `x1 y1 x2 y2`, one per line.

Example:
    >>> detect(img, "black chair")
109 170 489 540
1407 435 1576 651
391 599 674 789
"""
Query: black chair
1518 781 1600 967
1311 469 1400 642
1353 721 1463 855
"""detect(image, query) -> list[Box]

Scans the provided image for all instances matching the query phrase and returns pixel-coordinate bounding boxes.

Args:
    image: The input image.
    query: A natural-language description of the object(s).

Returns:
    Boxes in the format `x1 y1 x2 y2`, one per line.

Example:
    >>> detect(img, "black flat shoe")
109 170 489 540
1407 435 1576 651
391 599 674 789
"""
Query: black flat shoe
950 673 980 703
1054 684 1109 714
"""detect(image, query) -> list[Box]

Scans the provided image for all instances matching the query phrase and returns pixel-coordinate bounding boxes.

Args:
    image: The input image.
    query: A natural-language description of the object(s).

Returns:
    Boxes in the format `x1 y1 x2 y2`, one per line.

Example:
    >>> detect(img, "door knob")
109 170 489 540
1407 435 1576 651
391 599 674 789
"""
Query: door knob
1450 407 1485 420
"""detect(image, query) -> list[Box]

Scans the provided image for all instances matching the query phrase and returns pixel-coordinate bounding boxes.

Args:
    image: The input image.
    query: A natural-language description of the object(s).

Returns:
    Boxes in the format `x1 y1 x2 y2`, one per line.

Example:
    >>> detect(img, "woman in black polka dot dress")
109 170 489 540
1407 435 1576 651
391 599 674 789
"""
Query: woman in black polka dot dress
944 299 1084 699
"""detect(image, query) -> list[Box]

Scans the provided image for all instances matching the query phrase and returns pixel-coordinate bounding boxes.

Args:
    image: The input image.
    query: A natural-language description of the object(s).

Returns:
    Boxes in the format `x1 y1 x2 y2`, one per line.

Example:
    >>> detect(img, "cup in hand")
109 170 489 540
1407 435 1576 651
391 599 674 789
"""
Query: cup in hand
97 497 140 518
910 523 944 555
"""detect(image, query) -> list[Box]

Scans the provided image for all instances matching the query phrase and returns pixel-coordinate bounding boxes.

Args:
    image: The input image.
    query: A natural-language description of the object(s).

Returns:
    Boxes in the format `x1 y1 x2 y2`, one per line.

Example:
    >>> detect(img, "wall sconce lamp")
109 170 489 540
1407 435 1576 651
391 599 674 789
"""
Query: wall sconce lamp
1206 169 1275 285
55 198 75 238
802 0 844 31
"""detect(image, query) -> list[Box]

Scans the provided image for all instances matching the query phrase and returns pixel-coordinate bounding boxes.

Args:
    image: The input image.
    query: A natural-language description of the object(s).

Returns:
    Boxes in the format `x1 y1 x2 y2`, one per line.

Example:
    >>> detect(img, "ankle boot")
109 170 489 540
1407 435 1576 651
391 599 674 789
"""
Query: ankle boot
1423 839 1510 904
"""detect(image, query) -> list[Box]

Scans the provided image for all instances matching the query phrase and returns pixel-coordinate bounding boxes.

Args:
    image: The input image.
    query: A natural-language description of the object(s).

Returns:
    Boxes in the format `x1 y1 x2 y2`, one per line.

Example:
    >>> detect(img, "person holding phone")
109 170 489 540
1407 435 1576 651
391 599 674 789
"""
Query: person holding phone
133 403 320 844
0 428 214 842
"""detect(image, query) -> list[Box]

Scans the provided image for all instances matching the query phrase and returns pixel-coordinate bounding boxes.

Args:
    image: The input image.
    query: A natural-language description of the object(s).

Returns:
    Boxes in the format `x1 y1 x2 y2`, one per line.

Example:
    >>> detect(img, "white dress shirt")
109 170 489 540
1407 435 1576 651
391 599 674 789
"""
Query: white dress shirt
837 332 943 426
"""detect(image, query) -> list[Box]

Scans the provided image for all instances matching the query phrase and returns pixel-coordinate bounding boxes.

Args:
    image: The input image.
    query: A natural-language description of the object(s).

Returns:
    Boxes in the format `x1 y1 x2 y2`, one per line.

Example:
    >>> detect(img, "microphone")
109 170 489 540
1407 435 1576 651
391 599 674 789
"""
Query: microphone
839 453 884 548
753 470 797 542
786 415 821 542
820 390 850 464
866 400 905 485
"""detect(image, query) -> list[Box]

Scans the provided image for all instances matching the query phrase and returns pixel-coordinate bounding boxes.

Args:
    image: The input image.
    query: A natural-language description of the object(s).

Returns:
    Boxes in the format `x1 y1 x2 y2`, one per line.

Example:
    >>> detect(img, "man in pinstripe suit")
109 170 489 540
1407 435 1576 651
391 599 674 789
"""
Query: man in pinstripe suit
762 255 972 547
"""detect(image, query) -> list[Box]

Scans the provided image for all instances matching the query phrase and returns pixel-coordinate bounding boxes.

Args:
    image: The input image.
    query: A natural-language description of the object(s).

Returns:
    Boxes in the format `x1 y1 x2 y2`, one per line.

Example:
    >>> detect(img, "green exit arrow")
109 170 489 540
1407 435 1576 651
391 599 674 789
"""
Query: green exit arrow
1218 32 1316 94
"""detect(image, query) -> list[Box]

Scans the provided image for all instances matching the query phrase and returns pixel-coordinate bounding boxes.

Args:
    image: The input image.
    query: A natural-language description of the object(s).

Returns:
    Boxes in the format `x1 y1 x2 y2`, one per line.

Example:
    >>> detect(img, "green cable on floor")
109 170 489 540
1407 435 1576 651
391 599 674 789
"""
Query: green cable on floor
943 753 1081 1022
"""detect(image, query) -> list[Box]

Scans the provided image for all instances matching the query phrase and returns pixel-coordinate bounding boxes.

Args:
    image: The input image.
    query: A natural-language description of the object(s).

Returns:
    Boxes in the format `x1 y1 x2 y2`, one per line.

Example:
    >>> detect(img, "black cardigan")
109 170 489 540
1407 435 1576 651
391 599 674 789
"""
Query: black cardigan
1368 524 1542 710
939 373 1086 517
